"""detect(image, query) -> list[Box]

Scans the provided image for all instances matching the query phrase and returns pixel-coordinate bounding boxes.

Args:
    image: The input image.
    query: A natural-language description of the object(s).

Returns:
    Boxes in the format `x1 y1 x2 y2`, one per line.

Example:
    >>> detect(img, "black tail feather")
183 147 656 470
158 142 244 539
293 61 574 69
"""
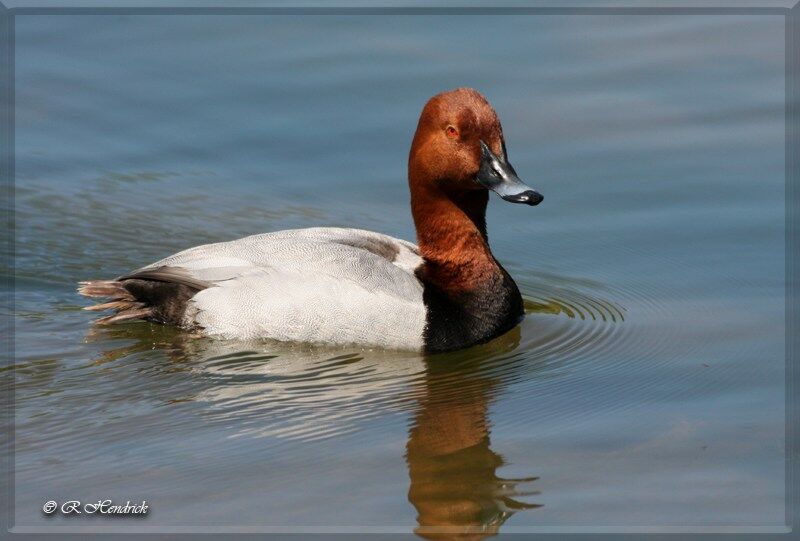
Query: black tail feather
78 266 209 327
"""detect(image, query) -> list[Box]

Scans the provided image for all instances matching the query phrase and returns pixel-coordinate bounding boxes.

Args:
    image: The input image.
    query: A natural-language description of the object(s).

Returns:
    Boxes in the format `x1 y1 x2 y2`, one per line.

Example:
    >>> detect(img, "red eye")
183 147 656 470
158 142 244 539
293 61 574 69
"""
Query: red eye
445 126 459 139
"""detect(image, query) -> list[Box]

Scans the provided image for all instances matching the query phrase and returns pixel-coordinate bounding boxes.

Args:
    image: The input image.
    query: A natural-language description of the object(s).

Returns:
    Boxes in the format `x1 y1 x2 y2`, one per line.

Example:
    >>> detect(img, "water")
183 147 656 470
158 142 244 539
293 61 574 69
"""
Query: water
11 11 785 535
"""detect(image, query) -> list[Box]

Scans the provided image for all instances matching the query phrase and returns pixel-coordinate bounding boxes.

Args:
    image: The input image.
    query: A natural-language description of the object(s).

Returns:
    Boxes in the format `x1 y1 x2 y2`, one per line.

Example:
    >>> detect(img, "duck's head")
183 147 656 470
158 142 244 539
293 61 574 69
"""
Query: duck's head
408 87 543 206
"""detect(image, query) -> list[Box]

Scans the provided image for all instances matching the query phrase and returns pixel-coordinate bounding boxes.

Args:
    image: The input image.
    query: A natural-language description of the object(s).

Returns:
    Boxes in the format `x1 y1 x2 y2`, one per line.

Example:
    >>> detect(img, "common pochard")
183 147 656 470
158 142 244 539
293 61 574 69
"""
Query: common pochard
79 88 543 353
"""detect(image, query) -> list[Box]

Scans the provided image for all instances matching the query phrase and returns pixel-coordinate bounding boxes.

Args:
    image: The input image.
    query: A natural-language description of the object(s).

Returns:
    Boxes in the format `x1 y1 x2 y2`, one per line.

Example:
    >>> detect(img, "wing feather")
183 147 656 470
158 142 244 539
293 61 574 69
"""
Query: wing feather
119 265 213 290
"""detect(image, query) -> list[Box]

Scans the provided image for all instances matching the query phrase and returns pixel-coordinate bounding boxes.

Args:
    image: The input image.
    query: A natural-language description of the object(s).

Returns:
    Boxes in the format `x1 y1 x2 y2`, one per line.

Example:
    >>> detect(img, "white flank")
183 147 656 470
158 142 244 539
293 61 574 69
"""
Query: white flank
135 227 427 350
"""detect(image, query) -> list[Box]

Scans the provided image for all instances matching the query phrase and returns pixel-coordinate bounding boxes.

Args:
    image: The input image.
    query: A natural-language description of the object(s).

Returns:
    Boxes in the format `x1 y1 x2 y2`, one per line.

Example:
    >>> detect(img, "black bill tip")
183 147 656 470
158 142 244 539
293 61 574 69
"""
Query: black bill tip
501 190 543 206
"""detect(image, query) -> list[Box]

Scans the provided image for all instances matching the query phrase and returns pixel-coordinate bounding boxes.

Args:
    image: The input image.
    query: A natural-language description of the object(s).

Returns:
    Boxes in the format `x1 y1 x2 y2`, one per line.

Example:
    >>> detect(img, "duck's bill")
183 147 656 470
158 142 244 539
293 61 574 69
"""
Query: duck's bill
476 140 543 206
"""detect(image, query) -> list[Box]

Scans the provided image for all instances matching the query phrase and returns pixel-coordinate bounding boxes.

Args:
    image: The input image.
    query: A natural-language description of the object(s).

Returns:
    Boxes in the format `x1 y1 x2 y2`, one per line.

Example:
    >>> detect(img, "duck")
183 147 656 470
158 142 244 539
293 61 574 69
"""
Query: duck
78 88 543 353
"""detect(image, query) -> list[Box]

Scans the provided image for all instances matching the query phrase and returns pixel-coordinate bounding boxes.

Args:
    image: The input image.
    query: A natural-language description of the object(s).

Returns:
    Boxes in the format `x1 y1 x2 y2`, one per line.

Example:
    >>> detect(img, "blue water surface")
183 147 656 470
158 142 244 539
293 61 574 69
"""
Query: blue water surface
11 11 786 535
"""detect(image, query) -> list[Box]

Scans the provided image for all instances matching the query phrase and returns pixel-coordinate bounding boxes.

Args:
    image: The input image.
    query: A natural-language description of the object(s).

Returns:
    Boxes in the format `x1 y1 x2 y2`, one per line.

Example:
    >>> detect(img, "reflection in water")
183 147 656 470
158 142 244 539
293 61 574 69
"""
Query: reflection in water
76 287 622 534
83 324 427 440
82 322 544 536
407 329 541 539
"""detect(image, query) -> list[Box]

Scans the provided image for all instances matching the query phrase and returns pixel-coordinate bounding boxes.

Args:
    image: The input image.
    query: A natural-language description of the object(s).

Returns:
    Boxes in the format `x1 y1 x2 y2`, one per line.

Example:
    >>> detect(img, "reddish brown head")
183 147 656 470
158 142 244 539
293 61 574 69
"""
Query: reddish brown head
408 88 542 289
409 88 542 207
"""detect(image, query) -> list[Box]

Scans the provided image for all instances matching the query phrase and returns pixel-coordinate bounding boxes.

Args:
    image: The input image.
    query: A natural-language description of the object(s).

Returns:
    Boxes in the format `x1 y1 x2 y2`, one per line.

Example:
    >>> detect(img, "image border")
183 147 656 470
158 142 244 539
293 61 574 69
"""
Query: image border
1 1 797 538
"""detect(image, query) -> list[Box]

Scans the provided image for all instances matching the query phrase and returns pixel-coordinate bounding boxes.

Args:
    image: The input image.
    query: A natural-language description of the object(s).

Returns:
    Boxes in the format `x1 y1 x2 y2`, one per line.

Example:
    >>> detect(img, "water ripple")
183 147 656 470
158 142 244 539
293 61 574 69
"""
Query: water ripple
14 273 638 445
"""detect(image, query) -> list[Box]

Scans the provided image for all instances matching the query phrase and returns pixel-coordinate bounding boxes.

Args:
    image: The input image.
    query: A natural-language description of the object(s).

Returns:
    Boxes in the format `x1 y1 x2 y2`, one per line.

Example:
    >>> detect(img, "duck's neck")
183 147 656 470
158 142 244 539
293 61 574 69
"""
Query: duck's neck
410 183 524 353
411 185 497 288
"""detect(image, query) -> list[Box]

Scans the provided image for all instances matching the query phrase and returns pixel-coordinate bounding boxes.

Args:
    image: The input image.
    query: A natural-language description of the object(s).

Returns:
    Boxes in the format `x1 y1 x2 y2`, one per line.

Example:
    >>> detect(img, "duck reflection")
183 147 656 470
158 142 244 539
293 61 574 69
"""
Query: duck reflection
83 322 541 535
83 323 428 440
407 328 541 539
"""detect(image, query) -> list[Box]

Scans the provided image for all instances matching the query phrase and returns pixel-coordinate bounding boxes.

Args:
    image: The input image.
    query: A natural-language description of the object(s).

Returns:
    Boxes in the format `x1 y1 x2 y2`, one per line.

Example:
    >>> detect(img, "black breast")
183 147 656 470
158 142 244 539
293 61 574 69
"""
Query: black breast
420 266 524 354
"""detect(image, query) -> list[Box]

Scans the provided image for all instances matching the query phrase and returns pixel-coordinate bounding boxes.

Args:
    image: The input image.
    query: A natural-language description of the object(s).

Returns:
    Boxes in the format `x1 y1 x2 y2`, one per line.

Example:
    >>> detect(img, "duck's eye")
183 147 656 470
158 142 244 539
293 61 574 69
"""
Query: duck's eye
445 126 459 139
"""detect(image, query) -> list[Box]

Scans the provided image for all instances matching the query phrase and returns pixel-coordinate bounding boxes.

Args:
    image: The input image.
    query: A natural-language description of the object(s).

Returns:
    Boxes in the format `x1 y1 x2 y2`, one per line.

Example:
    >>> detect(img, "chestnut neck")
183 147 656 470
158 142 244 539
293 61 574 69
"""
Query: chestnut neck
410 181 502 292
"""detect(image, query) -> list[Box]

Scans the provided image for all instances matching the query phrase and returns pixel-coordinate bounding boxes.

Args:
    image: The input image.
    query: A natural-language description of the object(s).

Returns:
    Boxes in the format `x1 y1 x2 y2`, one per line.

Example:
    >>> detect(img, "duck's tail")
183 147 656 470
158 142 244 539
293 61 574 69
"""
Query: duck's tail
78 266 212 326
77 279 153 324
